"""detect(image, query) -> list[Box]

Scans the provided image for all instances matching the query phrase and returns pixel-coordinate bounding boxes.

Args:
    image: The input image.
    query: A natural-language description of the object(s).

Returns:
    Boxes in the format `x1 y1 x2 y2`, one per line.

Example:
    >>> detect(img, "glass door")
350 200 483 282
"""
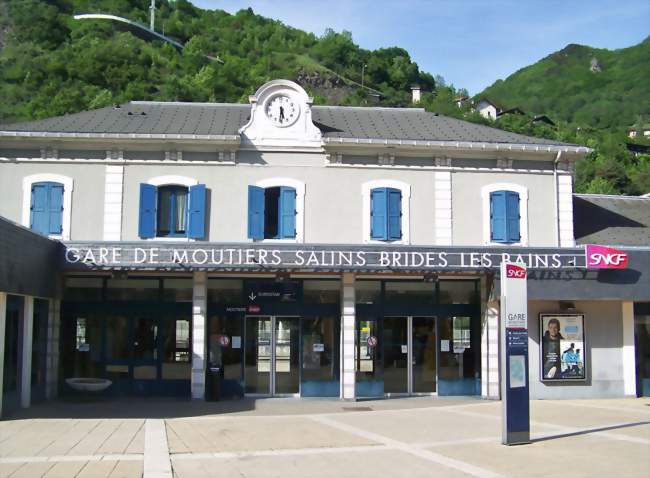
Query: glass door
412 317 437 393
245 316 272 394
384 317 409 394
274 317 299 395
244 316 299 396
355 318 383 397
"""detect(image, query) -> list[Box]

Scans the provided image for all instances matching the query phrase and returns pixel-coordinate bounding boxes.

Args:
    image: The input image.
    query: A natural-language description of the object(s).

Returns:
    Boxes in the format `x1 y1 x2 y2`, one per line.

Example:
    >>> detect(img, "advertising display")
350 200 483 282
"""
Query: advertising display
540 314 586 381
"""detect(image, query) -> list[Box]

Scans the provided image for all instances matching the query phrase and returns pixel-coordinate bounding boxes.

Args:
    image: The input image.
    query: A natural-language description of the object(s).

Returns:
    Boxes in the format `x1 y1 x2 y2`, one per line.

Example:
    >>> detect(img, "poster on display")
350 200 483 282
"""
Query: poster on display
539 314 586 381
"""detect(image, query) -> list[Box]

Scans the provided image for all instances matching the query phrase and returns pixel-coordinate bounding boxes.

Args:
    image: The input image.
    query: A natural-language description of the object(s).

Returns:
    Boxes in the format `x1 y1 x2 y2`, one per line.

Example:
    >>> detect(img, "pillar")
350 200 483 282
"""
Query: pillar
45 299 61 400
0 292 7 417
434 170 453 245
340 273 356 400
622 301 636 396
20 296 34 408
103 165 124 240
191 272 207 400
481 300 500 399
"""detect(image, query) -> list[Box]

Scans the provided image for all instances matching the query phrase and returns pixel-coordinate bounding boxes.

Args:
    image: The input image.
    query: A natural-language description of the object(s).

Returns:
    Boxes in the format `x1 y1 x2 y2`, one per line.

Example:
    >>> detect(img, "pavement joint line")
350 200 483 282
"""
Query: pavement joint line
440 407 650 445
0 454 144 464
411 436 500 448
171 444 392 461
560 401 650 416
143 419 173 478
310 415 504 478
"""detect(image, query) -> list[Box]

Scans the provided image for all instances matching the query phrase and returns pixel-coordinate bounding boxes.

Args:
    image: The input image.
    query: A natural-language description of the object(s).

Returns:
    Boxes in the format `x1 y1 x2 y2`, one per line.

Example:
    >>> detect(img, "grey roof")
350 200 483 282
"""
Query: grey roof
0 101 580 147
573 194 650 246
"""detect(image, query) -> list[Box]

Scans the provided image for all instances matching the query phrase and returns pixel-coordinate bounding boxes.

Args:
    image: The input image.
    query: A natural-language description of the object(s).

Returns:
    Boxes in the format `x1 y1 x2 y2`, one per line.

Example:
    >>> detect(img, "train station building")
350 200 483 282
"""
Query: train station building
0 80 648 417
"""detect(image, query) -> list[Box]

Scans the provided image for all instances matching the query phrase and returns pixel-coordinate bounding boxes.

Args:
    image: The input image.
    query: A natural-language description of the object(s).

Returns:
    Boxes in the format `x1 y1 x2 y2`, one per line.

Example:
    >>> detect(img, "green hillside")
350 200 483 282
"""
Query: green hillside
479 39 650 130
0 0 648 195
0 0 435 122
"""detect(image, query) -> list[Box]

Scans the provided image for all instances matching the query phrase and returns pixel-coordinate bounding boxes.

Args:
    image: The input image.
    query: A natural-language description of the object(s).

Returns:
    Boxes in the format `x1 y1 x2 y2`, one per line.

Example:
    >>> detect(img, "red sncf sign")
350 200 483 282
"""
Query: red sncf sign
586 245 628 269
505 263 527 279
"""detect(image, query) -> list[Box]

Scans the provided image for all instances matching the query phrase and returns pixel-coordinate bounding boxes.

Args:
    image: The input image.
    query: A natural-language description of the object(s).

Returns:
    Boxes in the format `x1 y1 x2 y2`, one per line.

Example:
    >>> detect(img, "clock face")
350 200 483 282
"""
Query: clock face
265 94 299 127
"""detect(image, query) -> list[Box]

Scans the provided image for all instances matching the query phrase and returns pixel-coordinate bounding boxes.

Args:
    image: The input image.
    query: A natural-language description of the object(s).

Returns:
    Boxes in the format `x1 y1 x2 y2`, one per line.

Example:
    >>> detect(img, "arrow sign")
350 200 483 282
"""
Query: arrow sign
248 292 257 301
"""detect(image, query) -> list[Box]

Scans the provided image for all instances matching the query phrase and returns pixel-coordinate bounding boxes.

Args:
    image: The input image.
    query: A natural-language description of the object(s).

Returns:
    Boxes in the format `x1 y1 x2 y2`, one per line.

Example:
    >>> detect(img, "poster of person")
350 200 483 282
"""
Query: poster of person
540 314 585 380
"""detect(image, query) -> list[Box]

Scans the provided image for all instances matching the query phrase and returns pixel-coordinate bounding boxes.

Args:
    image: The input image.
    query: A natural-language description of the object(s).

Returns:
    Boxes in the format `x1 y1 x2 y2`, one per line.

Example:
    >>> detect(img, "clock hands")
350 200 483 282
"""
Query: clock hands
279 106 285 122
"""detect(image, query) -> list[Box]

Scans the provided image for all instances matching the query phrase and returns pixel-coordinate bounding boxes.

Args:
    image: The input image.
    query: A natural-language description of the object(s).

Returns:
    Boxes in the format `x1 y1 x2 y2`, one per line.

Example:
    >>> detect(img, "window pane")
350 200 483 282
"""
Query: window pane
163 278 193 302
106 279 159 301
439 281 478 304
106 315 130 359
385 281 434 306
64 277 104 301
208 279 243 303
264 187 280 238
175 190 188 233
303 280 340 304
133 317 158 360
302 316 339 382
355 281 381 305
157 188 172 233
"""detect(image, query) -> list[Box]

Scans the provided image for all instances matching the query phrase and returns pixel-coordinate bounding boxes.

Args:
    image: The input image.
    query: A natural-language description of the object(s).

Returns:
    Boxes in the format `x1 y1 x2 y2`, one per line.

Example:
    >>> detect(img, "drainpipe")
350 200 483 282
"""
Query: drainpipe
553 151 562 246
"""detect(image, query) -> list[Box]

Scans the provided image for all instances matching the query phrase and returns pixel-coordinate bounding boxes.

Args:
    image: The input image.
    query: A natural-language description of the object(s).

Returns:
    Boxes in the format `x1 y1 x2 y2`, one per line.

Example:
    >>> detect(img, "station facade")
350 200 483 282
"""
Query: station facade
0 80 648 416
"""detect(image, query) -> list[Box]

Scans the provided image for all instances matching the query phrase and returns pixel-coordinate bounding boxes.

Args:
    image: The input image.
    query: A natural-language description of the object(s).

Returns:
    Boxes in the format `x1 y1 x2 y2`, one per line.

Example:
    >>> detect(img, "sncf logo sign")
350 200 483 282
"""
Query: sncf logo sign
586 244 628 269
506 264 527 279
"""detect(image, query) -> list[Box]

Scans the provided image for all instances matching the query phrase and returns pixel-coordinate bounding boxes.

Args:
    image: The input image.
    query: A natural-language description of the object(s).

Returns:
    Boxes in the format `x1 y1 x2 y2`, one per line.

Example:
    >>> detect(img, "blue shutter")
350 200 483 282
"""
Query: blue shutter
387 188 402 240
370 188 388 240
48 183 64 234
247 185 265 240
30 183 49 235
506 191 521 242
138 183 157 239
490 191 507 242
279 186 296 239
188 184 206 239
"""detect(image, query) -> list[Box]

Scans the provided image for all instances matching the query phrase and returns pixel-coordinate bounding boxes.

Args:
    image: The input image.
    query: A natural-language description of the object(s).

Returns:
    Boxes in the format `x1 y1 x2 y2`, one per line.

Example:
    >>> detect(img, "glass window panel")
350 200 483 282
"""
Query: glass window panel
163 318 191 364
162 278 193 302
439 280 479 304
208 279 243 303
355 318 382 379
157 188 172 233
106 315 130 359
439 316 477 381
175 190 188 233
384 281 434 306
301 316 339 382
64 277 104 301
106 278 160 301
208 314 243 383
355 281 381 305
303 280 340 304
133 317 158 360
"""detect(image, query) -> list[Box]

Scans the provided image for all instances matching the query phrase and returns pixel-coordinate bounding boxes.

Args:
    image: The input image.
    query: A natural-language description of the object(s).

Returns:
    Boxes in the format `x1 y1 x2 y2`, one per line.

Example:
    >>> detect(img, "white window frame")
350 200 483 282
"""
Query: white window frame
362 179 411 245
22 174 74 240
254 177 305 243
146 175 199 242
481 182 529 246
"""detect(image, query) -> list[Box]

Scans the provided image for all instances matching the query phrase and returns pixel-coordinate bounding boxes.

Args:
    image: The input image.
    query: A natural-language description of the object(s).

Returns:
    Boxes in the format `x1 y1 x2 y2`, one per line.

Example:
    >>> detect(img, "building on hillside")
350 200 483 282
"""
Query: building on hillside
530 115 556 127
474 98 502 119
497 107 526 118
0 79 648 417
627 124 650 138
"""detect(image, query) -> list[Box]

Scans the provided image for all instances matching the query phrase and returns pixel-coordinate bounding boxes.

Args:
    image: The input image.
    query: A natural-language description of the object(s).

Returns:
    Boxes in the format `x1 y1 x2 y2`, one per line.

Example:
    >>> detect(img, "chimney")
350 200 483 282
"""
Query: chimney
411 84 421 104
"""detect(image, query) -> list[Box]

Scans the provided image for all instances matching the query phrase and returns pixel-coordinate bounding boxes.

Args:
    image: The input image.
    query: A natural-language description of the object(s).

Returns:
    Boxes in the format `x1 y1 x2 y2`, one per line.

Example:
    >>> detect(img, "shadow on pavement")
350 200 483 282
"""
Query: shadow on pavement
532 420 650 443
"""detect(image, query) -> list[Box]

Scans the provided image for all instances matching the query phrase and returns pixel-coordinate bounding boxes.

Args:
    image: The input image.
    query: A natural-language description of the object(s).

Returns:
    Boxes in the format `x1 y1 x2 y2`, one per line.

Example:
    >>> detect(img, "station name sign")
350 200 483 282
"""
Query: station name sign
63 243 591 271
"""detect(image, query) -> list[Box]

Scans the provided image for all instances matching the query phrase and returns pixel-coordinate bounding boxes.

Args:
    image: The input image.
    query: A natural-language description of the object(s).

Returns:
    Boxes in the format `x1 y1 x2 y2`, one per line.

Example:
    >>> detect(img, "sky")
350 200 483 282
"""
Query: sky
190 0 649 95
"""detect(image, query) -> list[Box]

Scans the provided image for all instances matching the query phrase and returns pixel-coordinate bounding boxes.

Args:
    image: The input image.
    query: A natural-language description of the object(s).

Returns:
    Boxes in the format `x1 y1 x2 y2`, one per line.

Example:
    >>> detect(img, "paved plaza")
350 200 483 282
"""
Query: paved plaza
0 397 648 477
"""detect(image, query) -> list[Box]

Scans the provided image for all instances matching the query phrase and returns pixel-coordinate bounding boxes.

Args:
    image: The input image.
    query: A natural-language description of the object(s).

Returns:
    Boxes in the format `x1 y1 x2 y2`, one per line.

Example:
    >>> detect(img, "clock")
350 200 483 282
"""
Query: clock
265 94 299 127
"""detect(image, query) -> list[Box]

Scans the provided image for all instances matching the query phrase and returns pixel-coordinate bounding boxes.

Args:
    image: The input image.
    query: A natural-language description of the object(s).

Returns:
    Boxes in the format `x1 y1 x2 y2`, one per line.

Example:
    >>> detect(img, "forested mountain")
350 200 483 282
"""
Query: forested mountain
0 0 647 195
479 38 650 130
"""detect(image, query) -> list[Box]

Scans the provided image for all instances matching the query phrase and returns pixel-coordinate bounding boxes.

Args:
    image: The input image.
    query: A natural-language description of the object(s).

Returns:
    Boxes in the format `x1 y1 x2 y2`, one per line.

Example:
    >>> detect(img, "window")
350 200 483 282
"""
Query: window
138 180 206 239
157 185 188 237
490 191 520 243
370 187 402 241
362 180 410 244
481 183 528 246
30 181 64 236
248 185 297 240
23 174 73 240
